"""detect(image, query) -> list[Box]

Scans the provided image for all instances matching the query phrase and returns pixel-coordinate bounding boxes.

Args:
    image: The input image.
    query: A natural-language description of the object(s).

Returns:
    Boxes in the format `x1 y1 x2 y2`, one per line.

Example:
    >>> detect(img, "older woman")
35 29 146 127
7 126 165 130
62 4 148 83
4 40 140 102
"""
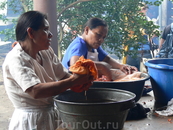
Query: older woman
2 11 93 130
62 17 138 80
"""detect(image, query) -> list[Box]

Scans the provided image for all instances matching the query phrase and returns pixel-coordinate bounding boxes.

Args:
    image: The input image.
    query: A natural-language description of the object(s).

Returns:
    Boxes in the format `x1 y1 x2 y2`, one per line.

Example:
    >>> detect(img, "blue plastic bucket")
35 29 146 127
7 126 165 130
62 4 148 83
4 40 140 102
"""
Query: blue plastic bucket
145 58 173 105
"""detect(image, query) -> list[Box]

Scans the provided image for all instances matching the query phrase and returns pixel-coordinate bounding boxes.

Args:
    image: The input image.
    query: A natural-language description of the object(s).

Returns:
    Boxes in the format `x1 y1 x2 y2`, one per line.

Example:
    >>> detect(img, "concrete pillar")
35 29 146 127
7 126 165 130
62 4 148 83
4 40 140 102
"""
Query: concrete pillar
33 0 58 55
160 0 168 30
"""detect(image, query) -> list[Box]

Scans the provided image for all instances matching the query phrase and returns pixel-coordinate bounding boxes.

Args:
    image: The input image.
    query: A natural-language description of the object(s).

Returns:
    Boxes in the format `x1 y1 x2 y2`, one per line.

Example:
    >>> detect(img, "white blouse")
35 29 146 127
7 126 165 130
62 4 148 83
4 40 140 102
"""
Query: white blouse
2 43 68 130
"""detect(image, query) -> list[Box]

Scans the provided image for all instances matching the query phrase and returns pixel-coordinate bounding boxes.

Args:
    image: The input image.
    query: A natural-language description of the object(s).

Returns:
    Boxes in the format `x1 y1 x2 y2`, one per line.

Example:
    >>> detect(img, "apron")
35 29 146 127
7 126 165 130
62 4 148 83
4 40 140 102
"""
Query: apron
9 106 59 130
87 49 99 61
78 35 99 61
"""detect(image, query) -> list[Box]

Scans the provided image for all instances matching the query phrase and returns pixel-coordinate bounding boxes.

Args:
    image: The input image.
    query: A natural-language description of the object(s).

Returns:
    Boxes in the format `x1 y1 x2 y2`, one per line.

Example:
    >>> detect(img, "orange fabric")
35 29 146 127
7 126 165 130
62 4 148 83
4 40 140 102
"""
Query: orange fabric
69 56 98 92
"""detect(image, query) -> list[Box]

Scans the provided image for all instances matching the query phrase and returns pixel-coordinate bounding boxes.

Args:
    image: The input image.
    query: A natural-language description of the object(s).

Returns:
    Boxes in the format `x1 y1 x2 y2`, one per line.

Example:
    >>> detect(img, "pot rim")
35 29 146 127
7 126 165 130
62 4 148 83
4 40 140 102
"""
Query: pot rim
145 58 173 70
53 88 136 105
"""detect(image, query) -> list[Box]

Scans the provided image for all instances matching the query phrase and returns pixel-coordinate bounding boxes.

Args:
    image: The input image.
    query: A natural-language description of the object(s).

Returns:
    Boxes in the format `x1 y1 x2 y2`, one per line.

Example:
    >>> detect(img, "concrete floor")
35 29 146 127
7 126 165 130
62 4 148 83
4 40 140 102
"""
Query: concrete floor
124 91 173 130
122 79 173 130
0 43 13 130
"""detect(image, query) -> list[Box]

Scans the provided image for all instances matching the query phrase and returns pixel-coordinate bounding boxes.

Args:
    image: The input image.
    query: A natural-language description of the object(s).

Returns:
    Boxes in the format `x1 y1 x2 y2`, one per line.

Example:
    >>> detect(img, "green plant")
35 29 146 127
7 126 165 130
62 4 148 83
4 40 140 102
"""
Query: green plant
0 0 164 59
57 0 162 59
0 0 33 41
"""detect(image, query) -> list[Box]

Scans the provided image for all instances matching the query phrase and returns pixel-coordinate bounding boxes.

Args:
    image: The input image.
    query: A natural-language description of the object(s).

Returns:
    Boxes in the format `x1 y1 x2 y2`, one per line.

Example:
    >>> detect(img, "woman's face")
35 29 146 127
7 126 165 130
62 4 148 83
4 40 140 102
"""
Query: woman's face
32 19 53 51
84 26 108 49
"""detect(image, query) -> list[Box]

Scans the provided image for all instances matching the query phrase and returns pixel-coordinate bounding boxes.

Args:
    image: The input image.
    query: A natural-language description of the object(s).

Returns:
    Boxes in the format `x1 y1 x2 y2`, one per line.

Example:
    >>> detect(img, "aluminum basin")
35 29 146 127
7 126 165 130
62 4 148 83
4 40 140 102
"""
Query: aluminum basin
54 88 135 130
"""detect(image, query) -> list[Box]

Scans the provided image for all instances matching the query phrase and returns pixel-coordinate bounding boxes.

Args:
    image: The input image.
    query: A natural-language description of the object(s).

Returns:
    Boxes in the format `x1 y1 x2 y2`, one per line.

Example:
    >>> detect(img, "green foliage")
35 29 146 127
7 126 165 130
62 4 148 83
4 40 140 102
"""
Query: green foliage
0 0 165 59
0 0 33 42
57 0 162 58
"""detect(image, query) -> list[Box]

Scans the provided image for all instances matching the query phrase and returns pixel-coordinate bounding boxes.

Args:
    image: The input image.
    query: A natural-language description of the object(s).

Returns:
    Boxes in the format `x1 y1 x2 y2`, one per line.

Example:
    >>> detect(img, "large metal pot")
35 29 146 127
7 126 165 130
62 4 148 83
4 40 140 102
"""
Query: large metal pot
54 88 135 130
91 73 150 102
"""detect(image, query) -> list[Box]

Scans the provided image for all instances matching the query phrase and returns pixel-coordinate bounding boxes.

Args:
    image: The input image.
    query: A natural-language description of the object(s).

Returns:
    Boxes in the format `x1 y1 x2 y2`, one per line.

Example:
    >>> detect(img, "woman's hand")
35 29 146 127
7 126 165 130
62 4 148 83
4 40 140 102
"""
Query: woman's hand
120 64 138 74
72 73 93 85
70 73 94 92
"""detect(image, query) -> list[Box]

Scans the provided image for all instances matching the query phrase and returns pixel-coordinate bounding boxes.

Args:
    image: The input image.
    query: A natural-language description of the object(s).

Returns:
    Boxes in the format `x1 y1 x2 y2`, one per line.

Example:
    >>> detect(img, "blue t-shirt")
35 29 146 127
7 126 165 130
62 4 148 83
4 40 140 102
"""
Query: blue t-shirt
62 37 108 69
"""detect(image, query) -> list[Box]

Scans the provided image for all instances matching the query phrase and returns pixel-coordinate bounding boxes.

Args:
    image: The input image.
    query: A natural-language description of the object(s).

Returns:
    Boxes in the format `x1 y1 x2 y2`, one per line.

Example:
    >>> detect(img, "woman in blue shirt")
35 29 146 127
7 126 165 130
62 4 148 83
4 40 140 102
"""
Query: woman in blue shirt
62 17 138 80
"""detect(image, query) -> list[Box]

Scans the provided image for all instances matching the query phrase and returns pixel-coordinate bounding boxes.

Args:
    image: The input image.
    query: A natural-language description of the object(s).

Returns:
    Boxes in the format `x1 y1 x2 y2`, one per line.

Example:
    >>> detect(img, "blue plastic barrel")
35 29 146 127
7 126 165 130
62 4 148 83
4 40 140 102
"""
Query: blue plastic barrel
145 58 173 105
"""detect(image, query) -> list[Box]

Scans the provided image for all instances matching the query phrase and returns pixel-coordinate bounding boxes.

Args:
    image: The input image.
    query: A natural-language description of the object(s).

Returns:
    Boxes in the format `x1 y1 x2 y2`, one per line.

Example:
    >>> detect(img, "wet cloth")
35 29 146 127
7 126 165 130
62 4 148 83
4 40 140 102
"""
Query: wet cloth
69 56 98 92
2 43 69 130
126 103 150 120
62 36 107 69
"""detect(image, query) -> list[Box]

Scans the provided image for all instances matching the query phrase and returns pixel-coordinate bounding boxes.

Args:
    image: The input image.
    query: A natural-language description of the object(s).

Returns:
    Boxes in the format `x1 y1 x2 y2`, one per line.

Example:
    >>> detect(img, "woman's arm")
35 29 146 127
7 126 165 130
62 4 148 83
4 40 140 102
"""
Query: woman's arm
103 55 138 74
103 55 123 69
158 38 165 51
70 55 80 66
26 73 92 99
94 61 112 80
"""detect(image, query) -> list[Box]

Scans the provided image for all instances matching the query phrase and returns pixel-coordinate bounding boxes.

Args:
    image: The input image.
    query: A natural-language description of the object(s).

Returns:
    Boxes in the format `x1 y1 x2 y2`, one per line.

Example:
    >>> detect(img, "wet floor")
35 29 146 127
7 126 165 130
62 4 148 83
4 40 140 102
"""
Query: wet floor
124 90 173 130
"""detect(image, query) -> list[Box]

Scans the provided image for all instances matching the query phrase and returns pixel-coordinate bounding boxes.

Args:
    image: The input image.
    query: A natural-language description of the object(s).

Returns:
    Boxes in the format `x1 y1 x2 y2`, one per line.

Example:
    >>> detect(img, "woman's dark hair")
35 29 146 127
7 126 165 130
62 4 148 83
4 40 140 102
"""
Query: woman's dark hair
15 11 47 41
83 17 107 32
